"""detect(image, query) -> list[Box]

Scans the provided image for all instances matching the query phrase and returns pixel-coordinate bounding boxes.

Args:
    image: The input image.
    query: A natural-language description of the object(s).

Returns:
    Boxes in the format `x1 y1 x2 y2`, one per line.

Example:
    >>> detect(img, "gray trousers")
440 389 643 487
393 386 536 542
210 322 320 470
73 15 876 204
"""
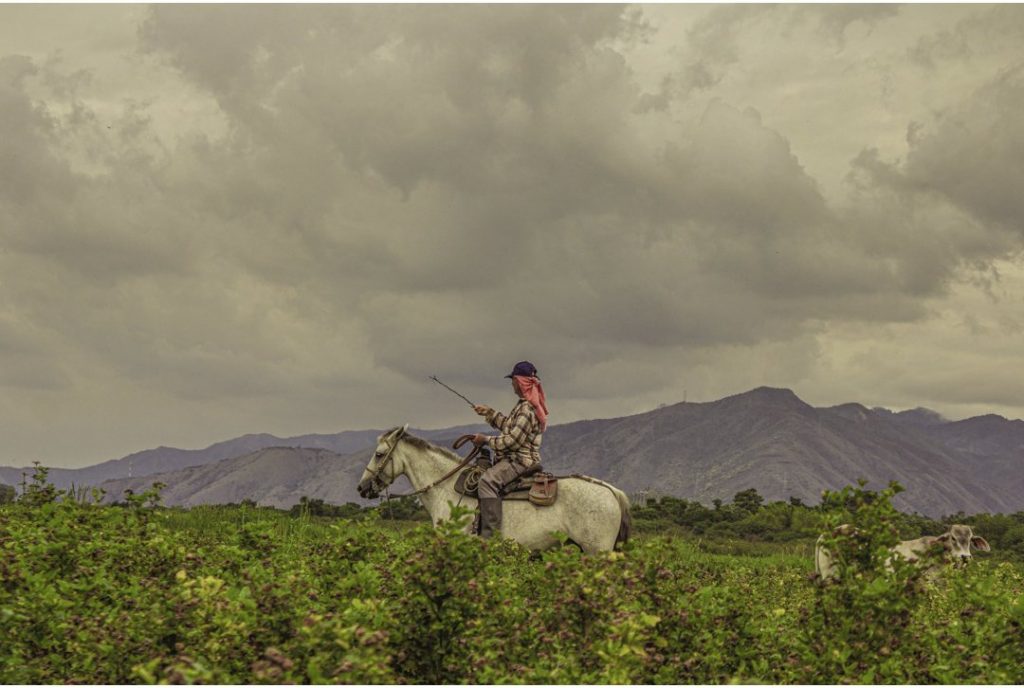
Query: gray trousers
478 458 526 499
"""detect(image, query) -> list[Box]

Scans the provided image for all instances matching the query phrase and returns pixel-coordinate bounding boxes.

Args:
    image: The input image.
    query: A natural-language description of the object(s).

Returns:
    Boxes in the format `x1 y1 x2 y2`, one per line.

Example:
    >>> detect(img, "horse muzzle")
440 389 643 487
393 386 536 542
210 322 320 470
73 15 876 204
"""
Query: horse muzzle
357 479 380 499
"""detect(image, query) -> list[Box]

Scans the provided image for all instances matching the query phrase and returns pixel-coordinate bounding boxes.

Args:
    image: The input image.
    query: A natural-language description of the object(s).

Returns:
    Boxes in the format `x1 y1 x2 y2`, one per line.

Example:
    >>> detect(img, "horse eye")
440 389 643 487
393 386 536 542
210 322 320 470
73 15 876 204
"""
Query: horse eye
374 452 385 458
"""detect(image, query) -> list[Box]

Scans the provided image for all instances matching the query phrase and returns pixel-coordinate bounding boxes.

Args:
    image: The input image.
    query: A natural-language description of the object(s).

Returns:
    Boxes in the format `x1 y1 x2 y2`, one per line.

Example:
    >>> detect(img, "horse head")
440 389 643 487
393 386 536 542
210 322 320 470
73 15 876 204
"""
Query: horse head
357 424 409 499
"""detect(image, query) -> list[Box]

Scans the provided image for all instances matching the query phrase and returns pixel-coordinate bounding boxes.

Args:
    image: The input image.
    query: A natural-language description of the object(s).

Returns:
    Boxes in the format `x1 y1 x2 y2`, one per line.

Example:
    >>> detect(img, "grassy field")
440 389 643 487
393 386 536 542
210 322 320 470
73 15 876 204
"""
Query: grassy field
2 482 1023 684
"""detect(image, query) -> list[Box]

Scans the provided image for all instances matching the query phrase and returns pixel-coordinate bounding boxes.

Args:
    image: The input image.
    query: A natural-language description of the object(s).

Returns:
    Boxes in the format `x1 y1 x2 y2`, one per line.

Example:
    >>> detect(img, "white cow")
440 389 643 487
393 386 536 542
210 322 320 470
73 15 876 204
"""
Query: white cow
815 524 991 581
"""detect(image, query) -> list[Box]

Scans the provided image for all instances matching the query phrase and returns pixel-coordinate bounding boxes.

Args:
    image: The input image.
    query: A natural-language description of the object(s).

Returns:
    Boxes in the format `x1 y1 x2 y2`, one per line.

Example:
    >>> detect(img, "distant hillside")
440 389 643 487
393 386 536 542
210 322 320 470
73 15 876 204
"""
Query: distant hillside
924 415 1024 513
538 388 1017 517
928 414 1024 458
98 447 373 509
0 424 488 492
872 406 948 428
9 387 1024 517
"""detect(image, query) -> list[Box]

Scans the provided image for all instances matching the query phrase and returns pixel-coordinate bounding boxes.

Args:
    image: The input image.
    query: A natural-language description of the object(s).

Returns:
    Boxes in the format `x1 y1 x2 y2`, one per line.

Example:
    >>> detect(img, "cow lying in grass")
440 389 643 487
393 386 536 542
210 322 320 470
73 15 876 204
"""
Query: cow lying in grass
815 524 991 581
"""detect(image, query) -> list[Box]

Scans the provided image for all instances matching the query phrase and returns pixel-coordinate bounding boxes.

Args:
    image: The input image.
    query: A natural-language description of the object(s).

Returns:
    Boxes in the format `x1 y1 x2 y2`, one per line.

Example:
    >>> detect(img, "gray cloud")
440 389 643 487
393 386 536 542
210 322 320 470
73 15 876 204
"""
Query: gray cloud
891 67 1024 235
909 5 1024 69
1 5 1024 467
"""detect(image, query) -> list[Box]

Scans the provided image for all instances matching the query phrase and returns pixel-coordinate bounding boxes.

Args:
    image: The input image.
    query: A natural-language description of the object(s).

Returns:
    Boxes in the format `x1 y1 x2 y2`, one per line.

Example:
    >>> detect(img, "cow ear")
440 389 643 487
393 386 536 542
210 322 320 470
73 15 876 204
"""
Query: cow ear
971 536 991 552
936 532 951 542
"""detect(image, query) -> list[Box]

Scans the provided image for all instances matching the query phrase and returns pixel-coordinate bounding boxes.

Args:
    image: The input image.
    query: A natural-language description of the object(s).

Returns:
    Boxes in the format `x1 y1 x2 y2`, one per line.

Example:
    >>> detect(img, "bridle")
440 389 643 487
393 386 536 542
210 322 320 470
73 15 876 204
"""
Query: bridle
362 424 408 497
362 427 483 500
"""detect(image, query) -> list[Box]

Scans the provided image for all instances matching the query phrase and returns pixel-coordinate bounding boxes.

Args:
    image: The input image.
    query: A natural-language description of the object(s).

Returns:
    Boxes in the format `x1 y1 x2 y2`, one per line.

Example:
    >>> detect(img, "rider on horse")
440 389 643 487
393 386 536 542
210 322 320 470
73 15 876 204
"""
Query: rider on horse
470 360 549 539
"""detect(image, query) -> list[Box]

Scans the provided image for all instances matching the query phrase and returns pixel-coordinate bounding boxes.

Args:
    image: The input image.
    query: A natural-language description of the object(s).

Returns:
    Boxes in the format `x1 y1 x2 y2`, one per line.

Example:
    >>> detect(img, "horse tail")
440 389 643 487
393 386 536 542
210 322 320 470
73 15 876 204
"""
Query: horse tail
611 485 632 548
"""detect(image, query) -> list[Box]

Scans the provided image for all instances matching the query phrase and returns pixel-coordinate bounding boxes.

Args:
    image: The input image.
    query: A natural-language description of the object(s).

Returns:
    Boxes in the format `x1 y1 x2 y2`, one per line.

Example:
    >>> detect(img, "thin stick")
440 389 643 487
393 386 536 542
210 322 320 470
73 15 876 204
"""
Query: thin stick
429 375 476 407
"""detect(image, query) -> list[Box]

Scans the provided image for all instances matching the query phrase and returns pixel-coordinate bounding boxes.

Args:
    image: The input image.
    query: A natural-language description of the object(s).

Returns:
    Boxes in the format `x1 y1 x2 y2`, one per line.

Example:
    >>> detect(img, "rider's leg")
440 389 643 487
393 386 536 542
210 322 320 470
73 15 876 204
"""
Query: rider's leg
477 459 523 538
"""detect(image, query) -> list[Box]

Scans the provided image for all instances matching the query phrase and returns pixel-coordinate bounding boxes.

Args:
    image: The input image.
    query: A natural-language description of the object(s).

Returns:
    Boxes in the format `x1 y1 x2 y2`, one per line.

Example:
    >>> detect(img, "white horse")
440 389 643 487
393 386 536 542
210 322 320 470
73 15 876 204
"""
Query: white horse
357 425 631 554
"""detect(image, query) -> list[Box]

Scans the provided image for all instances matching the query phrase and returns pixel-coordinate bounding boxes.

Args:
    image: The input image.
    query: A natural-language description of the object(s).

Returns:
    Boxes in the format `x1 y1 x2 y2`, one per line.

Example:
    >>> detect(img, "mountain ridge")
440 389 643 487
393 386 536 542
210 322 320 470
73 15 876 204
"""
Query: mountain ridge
0 424 488 490
5 387 1023 516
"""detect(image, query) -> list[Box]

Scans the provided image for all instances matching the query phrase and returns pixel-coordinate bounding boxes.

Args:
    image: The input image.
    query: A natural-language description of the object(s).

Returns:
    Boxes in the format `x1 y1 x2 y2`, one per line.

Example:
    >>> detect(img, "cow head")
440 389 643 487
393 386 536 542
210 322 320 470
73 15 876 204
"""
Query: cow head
937 524 991 567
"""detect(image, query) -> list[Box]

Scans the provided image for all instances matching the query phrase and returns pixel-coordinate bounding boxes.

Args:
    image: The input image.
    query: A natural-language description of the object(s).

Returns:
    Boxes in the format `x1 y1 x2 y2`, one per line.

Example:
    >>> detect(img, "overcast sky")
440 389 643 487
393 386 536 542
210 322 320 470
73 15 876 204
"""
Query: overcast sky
1 4 1023 469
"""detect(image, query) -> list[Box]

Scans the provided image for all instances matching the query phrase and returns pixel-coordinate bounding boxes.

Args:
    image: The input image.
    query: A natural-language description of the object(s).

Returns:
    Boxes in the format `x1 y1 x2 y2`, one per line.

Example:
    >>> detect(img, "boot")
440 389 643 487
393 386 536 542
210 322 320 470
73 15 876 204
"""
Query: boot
478 498 503 539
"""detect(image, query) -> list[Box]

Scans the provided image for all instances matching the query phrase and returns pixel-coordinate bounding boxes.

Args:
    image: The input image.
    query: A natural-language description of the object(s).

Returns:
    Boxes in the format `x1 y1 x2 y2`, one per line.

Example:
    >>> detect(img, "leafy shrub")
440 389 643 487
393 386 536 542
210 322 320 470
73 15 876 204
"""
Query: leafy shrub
1 476 1022 684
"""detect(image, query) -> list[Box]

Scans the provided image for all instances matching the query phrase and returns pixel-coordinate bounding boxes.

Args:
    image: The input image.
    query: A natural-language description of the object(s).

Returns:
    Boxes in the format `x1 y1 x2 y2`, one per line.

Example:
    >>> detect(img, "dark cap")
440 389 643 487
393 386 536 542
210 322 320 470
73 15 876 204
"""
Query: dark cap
504 361 539 379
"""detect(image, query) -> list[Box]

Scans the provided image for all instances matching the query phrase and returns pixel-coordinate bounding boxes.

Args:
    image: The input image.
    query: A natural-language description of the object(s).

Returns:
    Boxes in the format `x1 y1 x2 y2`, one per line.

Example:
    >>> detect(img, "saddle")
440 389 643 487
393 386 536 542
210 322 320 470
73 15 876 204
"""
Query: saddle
451 436 558 507
503 468 558 507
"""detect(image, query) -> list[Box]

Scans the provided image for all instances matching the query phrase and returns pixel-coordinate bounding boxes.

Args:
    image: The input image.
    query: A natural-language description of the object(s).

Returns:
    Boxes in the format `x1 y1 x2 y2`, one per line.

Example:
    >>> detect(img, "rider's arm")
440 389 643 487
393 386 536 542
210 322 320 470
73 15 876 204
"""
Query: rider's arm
484 408 507 430
486 405 537 452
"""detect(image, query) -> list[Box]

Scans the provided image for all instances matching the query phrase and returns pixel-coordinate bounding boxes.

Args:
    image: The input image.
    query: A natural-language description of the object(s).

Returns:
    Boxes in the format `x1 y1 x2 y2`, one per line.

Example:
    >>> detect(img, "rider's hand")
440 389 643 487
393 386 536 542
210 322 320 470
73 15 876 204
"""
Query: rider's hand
473 404 492 417
472 433 488 446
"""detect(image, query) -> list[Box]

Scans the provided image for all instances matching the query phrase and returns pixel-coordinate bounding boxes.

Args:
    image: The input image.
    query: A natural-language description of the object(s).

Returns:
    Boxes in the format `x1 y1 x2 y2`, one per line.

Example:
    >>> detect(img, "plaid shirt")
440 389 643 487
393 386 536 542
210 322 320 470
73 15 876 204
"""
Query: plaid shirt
484 399 543 467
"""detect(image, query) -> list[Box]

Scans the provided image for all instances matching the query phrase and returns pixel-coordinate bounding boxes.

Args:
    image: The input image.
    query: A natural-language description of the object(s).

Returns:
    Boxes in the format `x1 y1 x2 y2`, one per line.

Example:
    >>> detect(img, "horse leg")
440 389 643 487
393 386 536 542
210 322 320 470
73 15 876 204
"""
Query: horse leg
568 519 617 554
566 503 620 554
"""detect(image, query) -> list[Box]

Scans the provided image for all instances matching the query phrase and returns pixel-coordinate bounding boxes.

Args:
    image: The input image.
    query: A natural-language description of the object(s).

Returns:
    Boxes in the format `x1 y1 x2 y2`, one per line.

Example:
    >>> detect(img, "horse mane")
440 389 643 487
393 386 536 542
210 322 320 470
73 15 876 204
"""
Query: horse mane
383 428 462 463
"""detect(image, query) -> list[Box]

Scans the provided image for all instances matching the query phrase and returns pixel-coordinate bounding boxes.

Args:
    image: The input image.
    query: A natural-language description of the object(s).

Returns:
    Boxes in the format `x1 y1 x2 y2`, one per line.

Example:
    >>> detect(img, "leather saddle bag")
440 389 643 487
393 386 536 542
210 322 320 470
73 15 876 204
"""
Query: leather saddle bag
502 471 558 507
527 472 558 506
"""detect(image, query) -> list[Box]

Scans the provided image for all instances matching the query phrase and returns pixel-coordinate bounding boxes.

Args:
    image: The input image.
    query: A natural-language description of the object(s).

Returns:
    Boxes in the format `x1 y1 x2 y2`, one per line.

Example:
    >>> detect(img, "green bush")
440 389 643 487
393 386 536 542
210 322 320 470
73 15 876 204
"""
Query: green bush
1 475 1022 684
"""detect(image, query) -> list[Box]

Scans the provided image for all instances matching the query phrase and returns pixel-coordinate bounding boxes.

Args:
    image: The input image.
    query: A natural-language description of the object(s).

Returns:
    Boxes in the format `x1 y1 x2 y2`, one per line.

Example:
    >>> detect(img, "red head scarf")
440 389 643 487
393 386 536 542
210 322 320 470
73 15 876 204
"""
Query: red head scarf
513 375 548 431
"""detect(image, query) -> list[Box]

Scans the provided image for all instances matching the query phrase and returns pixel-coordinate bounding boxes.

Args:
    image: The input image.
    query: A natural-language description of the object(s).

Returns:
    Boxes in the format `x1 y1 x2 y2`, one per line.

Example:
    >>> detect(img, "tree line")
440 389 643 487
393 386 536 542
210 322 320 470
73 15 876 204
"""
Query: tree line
5 469 1023 558
630 487 1024 558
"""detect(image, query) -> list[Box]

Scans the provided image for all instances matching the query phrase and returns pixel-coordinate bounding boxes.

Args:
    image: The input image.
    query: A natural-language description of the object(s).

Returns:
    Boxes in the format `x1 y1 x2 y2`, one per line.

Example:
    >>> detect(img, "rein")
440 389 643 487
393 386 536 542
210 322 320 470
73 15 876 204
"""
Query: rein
380 434 483 500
